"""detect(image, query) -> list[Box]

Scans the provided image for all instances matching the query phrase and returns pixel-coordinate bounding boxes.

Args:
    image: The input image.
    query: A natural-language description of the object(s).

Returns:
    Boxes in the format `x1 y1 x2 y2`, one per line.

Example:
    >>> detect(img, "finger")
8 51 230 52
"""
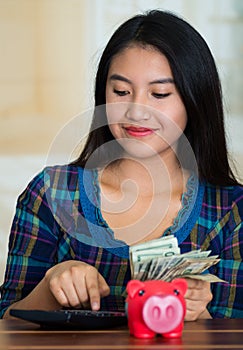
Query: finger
52 287 70 307
185 287 200 300
59 280 82 308
85 270 102 311
185 284 212 302
98 274 110 297
185 297 211 321
185 278 210 290
51 282 80 307
49 275 72 307
72 270 89 306
184 278 201 290
184 307 198 321
50 271 82 308
186 298 205 315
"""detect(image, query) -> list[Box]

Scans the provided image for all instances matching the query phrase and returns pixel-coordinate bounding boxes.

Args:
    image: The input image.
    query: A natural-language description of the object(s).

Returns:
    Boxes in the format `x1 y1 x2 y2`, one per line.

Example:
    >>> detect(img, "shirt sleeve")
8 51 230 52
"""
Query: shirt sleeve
208 190 243 318
0 168 62 318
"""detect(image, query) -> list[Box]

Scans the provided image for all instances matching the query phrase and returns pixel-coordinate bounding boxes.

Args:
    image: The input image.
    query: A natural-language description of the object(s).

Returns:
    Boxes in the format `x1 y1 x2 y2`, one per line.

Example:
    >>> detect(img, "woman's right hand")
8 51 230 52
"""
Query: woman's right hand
44 260 110 310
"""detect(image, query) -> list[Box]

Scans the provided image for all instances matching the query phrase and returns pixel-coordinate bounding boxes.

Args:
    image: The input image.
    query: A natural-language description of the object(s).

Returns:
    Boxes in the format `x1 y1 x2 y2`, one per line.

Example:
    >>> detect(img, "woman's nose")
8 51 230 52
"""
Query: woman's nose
125 102 151 122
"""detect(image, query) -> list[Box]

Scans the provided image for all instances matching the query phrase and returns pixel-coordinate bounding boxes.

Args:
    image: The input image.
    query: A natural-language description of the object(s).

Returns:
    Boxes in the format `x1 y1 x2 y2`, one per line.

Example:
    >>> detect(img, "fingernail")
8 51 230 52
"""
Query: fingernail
92 302 99 310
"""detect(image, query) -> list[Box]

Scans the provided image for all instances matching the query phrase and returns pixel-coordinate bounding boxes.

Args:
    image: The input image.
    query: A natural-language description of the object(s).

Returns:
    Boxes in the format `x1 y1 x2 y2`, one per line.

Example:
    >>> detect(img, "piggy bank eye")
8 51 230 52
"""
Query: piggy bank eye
174 289 180 296
138 289 145 296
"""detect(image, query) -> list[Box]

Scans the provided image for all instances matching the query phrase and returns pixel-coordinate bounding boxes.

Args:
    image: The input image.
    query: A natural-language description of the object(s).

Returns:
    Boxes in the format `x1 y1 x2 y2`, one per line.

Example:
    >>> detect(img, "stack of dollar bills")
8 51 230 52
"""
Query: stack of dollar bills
129 235 226 283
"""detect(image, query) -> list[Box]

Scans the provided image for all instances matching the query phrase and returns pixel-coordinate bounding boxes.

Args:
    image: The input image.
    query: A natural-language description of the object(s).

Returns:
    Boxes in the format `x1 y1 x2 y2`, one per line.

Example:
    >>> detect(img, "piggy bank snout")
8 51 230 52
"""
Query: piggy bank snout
142 294 184 334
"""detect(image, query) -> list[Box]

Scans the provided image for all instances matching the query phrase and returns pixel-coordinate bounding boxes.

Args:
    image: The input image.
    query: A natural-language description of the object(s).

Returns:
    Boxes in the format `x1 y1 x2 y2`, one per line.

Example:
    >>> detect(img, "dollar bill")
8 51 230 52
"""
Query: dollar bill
130 235 226 283
130 235 179 255
182 274 226 283
129 235 179 276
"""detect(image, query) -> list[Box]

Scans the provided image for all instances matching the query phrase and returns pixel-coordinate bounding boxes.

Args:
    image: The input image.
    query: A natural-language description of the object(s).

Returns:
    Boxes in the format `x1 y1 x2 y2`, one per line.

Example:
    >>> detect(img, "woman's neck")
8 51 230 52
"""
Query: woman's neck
98 153 190 245
100 152 188 197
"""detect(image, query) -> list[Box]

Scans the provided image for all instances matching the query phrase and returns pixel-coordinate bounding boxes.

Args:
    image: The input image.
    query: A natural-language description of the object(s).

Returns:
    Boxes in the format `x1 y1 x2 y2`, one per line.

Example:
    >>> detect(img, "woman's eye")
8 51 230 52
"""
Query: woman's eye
152 92 171 99
113 89 129 96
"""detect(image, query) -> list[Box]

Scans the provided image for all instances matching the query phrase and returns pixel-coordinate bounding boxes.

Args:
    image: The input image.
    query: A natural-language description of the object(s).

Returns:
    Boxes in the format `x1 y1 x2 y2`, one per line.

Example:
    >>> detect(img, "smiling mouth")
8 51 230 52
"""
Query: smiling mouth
124 126 155 137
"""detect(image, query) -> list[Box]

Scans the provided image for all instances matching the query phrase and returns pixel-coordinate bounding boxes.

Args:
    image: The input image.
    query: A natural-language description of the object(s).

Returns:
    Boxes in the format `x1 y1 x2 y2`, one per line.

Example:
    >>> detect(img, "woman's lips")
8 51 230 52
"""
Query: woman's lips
124 126 155 137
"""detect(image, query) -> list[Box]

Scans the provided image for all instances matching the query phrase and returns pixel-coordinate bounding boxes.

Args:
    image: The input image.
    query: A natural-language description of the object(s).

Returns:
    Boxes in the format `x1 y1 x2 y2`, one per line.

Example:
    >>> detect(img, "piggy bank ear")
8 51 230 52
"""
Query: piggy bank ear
126 280 145 299
171 278 188 296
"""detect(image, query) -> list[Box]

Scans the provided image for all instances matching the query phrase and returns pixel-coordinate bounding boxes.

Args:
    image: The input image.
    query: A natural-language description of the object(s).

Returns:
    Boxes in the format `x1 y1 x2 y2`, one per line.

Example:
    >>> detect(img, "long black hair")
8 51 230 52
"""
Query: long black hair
72 9 240 186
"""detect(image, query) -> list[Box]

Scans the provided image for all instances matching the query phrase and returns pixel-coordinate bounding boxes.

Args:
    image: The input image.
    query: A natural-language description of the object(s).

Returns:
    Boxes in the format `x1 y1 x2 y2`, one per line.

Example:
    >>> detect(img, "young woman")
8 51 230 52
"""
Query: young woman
1 10 243 321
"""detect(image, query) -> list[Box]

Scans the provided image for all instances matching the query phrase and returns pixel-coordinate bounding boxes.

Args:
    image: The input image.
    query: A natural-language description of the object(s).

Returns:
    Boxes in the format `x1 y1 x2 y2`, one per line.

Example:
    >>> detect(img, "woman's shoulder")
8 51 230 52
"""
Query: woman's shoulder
16 164 83 213
204 181 243 196
21 164 81 196
203 181 243 212
43 163 80 176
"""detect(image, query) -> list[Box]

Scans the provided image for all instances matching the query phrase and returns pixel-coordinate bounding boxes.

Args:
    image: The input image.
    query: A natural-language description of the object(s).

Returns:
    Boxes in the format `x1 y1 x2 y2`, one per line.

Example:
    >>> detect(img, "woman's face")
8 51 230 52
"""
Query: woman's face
105 45 187 159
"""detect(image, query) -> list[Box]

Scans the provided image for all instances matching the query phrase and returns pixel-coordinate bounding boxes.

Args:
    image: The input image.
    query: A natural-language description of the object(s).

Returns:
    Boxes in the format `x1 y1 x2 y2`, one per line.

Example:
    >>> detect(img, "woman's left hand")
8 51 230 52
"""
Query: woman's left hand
184 278 212 321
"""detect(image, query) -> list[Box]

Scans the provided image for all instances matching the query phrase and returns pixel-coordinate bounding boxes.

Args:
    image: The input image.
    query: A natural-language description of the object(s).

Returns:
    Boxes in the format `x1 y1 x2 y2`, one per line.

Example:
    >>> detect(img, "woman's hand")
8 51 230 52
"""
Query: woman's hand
184 278 212 321
45 260 110 310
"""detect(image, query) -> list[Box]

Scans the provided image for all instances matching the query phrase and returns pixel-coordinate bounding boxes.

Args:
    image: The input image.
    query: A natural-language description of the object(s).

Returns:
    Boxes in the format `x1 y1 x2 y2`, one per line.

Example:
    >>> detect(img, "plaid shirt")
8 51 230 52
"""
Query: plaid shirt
0 165 243 318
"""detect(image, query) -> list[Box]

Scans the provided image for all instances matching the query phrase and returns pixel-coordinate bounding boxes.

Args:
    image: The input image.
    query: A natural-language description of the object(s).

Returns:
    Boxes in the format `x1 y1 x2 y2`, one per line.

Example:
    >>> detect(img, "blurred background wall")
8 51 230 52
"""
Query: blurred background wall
0 0 243 283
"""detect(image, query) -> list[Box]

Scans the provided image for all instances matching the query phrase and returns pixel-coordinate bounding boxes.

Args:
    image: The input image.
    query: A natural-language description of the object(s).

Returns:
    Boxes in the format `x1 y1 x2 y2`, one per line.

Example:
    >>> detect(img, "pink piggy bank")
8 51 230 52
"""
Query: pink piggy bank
126 279 187 339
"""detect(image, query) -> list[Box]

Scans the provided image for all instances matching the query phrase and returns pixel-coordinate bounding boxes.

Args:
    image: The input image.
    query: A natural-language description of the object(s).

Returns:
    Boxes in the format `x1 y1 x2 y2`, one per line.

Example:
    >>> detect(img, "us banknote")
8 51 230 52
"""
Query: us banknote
129 235 226 283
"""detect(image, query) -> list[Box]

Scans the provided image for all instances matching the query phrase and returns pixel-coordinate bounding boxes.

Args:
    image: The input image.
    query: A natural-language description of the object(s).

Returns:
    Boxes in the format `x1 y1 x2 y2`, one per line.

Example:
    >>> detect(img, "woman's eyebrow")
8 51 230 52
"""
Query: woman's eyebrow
108 74 174 85
149 78 174 85
109 74 131 84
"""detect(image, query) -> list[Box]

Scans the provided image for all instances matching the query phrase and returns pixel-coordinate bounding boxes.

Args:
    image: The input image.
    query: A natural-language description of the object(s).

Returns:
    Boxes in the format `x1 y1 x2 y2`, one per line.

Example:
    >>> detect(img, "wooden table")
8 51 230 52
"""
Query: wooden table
0 318 242 349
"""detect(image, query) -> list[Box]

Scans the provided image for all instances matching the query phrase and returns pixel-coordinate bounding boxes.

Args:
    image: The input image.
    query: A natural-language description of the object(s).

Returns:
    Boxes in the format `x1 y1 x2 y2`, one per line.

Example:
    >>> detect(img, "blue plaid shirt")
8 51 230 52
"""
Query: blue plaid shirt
0 165 243 318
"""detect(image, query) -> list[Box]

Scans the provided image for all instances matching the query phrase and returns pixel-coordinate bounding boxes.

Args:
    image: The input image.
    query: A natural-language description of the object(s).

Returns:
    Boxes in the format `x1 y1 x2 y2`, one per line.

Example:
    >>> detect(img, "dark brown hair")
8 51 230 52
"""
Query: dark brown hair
72 10 240 186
